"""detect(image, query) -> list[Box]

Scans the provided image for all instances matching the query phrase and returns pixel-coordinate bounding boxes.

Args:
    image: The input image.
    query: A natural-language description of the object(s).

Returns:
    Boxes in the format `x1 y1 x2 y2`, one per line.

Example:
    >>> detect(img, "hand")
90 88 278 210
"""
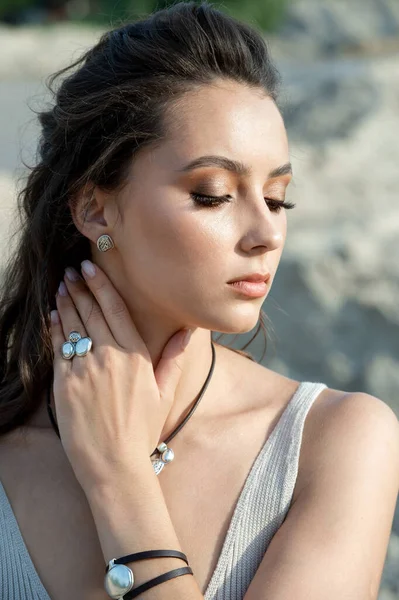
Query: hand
50 260 192 492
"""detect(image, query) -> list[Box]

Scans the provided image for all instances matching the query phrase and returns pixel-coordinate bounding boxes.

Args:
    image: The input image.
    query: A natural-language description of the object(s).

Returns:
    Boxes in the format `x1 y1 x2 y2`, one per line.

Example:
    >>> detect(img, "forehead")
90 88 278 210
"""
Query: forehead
158 80 289 171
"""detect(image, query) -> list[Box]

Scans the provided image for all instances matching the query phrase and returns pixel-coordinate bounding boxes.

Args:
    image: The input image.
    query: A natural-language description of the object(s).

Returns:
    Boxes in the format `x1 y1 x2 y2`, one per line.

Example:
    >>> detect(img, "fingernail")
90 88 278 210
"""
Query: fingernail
65 267 80 282
58 281 68 296
181 329 192 350
50 310 59 324
81 260 96 278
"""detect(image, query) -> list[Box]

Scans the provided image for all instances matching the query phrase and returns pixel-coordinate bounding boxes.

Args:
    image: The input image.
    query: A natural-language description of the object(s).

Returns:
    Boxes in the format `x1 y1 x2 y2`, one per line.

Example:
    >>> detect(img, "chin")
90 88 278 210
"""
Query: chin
210 305 263 335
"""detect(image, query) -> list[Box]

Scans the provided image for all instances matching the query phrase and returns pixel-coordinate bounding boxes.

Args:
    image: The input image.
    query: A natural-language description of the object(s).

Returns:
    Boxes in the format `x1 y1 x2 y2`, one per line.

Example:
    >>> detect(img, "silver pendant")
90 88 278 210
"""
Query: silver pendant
152 458 166 475
151 442 175 476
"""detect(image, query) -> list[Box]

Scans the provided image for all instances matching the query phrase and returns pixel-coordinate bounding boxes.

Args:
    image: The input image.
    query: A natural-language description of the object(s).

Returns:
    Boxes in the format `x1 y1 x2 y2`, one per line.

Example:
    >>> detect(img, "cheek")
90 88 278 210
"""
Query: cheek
124 197 231 282
159 215 229 277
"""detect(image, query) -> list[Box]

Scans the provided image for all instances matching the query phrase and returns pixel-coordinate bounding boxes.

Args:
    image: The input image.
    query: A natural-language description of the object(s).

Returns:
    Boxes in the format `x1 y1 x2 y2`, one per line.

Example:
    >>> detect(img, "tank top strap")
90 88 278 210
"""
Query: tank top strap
271 381 328 455
263 381 329 513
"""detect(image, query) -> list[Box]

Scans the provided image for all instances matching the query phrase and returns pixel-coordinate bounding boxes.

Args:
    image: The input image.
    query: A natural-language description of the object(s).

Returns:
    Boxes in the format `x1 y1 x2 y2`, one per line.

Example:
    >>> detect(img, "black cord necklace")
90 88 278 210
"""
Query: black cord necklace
47 340 216 472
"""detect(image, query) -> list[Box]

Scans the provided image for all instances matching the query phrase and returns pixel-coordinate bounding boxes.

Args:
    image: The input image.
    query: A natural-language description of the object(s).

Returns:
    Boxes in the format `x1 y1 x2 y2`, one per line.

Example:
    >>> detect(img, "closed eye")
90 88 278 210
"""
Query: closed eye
190 192 296 213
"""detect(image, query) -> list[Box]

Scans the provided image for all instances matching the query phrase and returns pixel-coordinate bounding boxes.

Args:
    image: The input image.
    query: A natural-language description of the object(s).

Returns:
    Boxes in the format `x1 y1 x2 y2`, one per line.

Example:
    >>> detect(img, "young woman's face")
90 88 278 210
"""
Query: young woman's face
109 79 292 335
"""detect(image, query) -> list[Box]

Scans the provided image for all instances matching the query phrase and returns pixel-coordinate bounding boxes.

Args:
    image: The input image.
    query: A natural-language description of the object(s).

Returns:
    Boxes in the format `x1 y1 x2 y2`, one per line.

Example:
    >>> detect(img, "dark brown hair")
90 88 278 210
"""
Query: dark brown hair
0 0 280 437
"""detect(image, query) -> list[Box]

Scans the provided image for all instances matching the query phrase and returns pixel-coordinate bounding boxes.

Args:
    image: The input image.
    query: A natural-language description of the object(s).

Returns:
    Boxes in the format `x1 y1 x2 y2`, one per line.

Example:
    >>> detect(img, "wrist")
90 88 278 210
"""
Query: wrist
83 452 156 499
82 461 177 568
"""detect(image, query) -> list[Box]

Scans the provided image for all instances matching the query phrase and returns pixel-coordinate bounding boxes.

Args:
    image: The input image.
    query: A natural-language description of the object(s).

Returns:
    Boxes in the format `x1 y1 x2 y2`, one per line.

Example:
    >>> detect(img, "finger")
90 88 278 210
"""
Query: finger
62 268 114 348
154 329 192 401
50 309 71 378
56 280 89 343
80 260 145 352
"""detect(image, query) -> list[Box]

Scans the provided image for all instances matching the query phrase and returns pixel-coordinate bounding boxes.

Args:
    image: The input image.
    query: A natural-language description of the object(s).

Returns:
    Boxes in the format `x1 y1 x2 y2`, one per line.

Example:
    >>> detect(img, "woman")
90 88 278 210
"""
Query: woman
0 2 398 599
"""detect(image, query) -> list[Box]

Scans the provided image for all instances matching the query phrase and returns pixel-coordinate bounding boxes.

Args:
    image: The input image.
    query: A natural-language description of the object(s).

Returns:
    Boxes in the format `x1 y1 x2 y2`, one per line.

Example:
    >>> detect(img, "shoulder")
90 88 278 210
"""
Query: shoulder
310 388 399 459
297 387 399 499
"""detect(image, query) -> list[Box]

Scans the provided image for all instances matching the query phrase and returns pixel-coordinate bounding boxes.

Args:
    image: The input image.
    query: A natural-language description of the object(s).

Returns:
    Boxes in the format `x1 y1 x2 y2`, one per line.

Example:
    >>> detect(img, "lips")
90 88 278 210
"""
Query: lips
228 273 271 284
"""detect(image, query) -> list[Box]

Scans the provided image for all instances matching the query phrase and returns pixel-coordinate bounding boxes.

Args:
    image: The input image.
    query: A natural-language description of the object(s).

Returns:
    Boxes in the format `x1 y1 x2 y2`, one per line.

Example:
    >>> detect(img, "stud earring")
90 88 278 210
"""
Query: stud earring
96 234 115 252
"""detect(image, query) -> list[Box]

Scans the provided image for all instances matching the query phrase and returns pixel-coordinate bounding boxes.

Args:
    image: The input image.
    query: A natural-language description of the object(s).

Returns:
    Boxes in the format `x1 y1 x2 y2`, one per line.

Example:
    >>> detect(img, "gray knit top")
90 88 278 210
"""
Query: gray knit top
0 381 328 600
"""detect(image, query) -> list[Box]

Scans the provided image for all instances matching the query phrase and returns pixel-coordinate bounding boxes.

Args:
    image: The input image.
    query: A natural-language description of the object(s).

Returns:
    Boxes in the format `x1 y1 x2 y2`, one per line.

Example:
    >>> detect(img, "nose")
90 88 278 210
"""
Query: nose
238 192 285 253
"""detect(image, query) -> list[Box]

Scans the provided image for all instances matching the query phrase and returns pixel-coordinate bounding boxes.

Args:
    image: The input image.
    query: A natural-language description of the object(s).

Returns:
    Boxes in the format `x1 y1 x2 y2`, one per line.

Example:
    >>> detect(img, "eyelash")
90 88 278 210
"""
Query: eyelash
190 193 296 213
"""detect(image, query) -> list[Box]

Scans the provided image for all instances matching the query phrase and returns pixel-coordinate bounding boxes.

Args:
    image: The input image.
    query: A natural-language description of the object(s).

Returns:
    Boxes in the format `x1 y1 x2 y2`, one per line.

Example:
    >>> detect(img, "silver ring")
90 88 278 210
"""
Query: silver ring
61 332 93 360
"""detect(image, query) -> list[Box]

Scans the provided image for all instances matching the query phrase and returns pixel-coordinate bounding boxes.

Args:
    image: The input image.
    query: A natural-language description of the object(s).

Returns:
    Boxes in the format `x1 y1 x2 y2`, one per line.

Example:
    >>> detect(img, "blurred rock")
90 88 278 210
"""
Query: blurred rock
273 0 399 59
0 171 20 268
0 22 104 79
280 59 380 144
380 532 399 597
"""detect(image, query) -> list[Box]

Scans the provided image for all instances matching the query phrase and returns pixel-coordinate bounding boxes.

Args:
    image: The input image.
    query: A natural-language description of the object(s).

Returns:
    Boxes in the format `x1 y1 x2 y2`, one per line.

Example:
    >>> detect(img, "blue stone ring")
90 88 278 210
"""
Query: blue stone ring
61 331 93 360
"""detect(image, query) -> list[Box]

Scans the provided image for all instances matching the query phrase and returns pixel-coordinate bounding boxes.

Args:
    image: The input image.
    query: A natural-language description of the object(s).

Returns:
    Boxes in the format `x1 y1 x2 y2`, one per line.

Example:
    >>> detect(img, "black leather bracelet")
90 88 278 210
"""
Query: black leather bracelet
105 549 189 573
123 566 193 599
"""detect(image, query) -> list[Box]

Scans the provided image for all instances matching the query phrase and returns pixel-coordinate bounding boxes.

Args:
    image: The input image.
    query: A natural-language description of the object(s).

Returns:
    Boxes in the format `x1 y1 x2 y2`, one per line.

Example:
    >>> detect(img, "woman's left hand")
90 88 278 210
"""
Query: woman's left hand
49 260 192 492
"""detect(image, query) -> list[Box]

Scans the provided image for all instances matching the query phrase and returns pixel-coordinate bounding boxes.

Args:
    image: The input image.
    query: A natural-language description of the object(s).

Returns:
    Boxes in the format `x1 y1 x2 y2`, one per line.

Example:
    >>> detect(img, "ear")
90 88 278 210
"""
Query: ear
69 185 118 243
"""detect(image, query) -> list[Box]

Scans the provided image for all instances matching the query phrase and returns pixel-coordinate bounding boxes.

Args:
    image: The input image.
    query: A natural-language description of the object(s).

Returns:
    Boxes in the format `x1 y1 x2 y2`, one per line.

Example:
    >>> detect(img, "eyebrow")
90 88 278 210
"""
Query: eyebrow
177 155 293 179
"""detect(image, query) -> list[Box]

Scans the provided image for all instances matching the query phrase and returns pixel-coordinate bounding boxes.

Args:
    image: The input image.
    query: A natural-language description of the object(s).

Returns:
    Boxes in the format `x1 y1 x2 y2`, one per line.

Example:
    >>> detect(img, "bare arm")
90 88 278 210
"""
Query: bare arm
243 392 399 600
